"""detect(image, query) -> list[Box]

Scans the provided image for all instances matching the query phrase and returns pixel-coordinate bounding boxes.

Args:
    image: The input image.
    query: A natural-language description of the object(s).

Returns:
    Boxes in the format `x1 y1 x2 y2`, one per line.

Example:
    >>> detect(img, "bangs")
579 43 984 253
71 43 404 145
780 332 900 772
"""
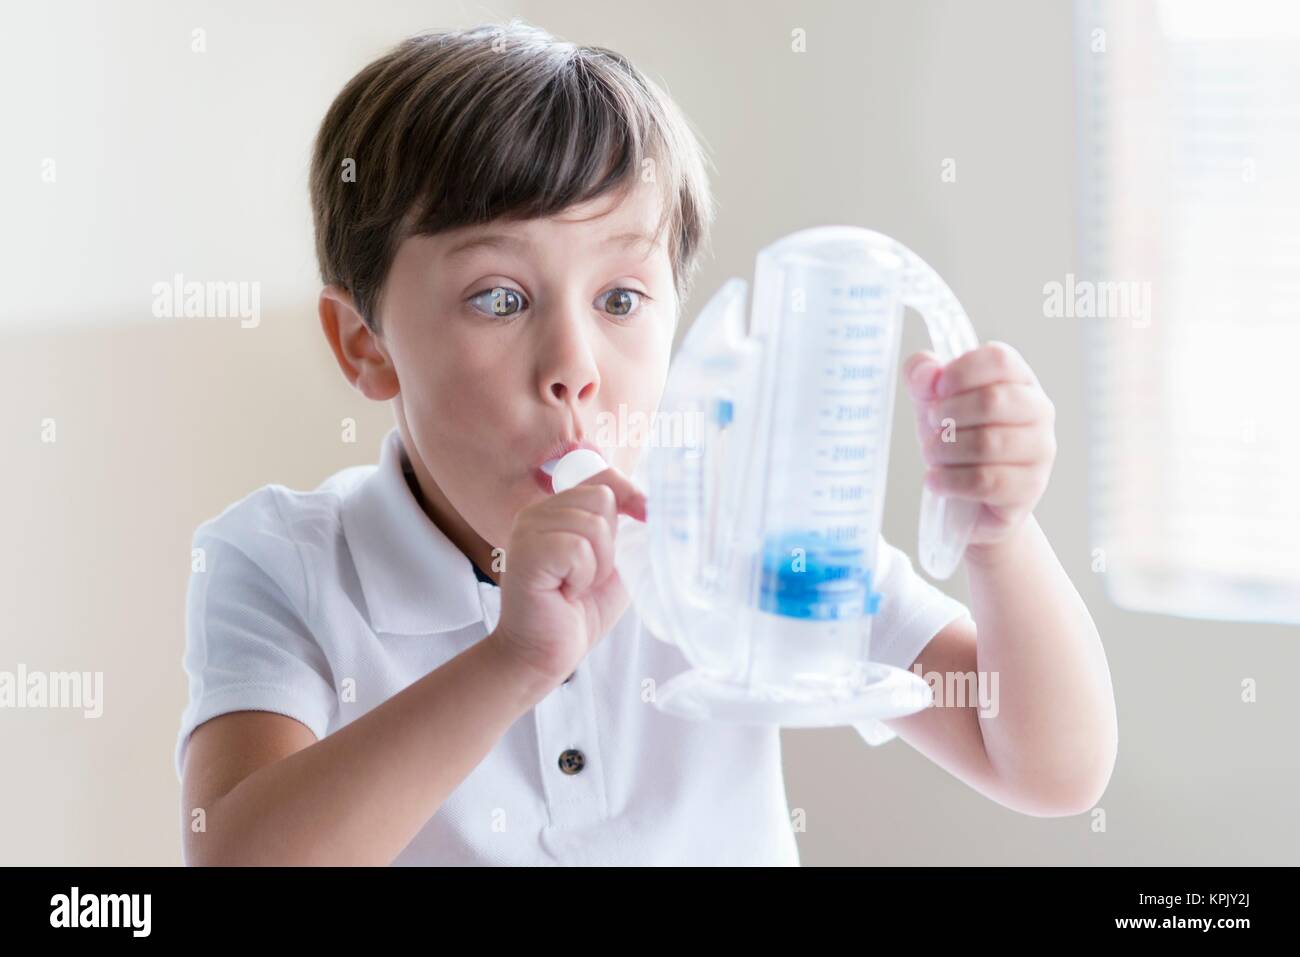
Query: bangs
311 21 714 329
406 46 681 258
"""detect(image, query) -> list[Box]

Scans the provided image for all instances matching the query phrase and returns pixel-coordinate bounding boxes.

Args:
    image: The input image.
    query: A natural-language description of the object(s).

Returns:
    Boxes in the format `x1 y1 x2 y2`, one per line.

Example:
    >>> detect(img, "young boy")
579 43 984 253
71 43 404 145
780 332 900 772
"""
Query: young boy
176 22 1117 866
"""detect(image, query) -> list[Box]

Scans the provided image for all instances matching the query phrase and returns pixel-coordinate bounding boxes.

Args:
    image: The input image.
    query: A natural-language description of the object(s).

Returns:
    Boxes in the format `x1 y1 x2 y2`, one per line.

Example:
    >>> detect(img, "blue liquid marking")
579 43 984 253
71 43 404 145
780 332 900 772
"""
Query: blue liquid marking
713 397 734 428
758 529 881 620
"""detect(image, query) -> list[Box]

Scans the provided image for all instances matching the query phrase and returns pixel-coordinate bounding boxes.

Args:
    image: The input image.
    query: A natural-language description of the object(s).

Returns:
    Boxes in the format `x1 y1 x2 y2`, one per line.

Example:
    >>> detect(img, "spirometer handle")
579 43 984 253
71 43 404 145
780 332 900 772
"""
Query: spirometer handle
898 245 981 580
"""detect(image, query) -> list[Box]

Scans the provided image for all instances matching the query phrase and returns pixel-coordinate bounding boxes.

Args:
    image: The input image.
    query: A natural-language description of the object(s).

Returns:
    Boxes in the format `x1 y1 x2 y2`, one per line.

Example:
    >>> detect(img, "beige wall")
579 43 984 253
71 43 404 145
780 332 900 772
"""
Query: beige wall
2 0 1295 865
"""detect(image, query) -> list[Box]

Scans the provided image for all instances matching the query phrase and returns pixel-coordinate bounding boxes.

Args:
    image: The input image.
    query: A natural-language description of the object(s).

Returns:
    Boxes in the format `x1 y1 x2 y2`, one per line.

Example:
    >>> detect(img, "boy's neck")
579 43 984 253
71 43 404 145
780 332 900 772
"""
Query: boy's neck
399 447 500 586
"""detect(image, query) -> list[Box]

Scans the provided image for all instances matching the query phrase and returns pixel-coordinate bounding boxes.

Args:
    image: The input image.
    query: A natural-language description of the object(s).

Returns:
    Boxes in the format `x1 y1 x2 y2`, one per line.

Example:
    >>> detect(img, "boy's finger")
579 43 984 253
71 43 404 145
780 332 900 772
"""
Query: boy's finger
935 341 1037 399
575 467 647 522
543 484 618 536
529 510 615 589
902 350 943 402
928 383 1050 428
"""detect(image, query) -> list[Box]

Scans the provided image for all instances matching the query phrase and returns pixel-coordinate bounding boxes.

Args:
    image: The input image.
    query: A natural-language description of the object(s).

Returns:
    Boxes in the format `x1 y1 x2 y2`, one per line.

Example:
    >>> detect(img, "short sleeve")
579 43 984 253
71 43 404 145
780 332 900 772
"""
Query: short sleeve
175 490 338 780
852 534 971 748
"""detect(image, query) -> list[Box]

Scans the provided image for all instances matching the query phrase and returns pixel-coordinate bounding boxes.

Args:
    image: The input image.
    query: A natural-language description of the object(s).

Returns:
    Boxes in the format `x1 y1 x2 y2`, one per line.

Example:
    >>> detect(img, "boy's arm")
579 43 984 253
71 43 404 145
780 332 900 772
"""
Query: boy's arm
181 632 551 866
880 343 1117 817
880 515 1117 817
181 467 643 866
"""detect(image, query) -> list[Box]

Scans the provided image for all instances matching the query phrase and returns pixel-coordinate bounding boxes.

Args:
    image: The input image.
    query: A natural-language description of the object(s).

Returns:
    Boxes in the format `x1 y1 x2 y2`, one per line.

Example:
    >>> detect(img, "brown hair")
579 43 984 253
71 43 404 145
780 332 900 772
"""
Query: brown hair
309 20 715 331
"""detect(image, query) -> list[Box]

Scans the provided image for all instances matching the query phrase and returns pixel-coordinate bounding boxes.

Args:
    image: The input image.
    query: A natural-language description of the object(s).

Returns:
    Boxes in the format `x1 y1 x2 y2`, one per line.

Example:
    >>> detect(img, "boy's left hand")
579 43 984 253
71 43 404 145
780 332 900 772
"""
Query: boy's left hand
903 341 1056 553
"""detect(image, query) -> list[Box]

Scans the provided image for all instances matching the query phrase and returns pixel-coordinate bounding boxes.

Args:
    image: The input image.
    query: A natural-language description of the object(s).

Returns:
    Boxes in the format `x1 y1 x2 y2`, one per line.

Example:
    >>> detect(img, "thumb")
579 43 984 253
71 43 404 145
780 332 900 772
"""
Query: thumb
902 350 942 402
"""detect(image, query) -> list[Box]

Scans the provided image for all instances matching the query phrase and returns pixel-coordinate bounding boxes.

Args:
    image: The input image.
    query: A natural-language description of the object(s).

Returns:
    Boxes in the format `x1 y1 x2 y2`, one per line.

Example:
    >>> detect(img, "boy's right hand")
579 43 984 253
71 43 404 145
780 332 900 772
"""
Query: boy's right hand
489 467 647 691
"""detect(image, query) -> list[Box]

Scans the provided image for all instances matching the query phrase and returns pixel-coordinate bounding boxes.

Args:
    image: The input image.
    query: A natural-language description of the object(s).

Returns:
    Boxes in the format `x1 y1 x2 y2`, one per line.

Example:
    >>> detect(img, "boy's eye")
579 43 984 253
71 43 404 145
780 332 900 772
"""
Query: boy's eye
597 288 644 318
468 286 528 318
467 286 647 320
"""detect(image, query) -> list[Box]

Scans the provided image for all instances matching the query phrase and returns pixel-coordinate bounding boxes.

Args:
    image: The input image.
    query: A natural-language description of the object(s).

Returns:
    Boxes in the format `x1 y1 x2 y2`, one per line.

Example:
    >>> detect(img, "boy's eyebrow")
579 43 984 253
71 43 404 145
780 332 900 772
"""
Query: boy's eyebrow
607 230 659 257
444 233 529 259
444 230 657 260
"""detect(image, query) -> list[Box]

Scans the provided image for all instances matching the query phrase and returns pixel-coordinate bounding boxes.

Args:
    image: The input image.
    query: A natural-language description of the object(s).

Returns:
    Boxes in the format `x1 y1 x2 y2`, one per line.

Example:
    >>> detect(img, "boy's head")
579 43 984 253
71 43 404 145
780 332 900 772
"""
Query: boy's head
309 21 714 557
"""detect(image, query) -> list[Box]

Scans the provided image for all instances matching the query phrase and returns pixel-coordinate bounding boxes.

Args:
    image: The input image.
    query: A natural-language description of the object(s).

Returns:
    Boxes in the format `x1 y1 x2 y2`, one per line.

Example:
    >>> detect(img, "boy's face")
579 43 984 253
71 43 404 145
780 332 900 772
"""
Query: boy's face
340 181 677 553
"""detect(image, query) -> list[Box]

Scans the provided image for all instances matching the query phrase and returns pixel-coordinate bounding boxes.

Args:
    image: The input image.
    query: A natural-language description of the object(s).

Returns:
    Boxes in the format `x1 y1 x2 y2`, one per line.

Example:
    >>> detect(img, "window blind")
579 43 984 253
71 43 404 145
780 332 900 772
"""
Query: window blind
1075 0 1300 624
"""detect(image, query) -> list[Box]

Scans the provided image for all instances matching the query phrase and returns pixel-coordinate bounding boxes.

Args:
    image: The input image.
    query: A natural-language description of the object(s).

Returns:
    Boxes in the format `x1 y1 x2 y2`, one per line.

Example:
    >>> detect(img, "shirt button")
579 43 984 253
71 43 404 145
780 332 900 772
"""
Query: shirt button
558 749 585 775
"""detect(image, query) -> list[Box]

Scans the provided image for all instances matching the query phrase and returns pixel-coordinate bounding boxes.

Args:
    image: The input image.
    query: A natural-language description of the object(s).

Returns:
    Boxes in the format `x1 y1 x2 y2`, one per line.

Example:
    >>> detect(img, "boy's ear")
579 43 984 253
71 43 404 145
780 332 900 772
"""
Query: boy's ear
318 285 400 401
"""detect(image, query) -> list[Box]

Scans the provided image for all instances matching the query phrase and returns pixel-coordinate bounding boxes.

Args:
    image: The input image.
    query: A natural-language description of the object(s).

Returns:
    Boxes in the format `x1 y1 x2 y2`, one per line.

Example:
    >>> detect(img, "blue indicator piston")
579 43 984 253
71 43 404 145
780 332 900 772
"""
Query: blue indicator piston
758 529 881 620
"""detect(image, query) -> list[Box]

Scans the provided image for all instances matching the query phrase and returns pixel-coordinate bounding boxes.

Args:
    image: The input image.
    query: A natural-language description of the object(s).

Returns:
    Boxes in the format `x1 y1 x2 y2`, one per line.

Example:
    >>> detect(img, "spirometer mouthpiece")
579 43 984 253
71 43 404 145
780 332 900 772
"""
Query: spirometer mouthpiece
548 448 609 494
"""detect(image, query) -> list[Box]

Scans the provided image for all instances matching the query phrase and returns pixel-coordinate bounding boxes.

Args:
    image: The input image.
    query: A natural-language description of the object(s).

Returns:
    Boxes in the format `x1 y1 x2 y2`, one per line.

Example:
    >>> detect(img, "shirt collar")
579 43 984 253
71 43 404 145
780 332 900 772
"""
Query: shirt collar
340 427 501 636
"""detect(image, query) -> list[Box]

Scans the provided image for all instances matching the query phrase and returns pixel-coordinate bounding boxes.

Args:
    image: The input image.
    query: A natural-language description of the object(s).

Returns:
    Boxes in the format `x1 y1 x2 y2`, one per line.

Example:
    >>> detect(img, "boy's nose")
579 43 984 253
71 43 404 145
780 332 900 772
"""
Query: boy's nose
539 316 601 407
548 377 597 405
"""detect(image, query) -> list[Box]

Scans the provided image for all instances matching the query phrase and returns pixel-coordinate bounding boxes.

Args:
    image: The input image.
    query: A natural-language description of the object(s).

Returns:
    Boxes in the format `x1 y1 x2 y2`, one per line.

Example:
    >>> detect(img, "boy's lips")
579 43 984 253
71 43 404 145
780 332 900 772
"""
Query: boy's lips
531 467 557 493
531 438 603 492
532 438 602 473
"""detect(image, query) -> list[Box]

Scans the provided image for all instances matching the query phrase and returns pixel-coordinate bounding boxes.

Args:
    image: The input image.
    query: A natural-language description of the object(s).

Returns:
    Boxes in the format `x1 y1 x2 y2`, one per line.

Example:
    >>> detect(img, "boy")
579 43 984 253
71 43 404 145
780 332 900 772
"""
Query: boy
176 21 1116 866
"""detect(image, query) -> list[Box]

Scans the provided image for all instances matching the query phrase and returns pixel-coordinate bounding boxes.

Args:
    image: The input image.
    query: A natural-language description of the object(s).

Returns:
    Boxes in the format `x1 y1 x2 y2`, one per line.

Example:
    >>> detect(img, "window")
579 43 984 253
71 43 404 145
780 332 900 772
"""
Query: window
1076 0 1300 623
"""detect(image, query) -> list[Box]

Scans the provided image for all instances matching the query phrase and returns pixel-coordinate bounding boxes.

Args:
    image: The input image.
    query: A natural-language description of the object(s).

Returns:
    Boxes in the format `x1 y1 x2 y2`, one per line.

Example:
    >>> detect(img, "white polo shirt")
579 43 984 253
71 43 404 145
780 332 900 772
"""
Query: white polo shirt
175 427 970 866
